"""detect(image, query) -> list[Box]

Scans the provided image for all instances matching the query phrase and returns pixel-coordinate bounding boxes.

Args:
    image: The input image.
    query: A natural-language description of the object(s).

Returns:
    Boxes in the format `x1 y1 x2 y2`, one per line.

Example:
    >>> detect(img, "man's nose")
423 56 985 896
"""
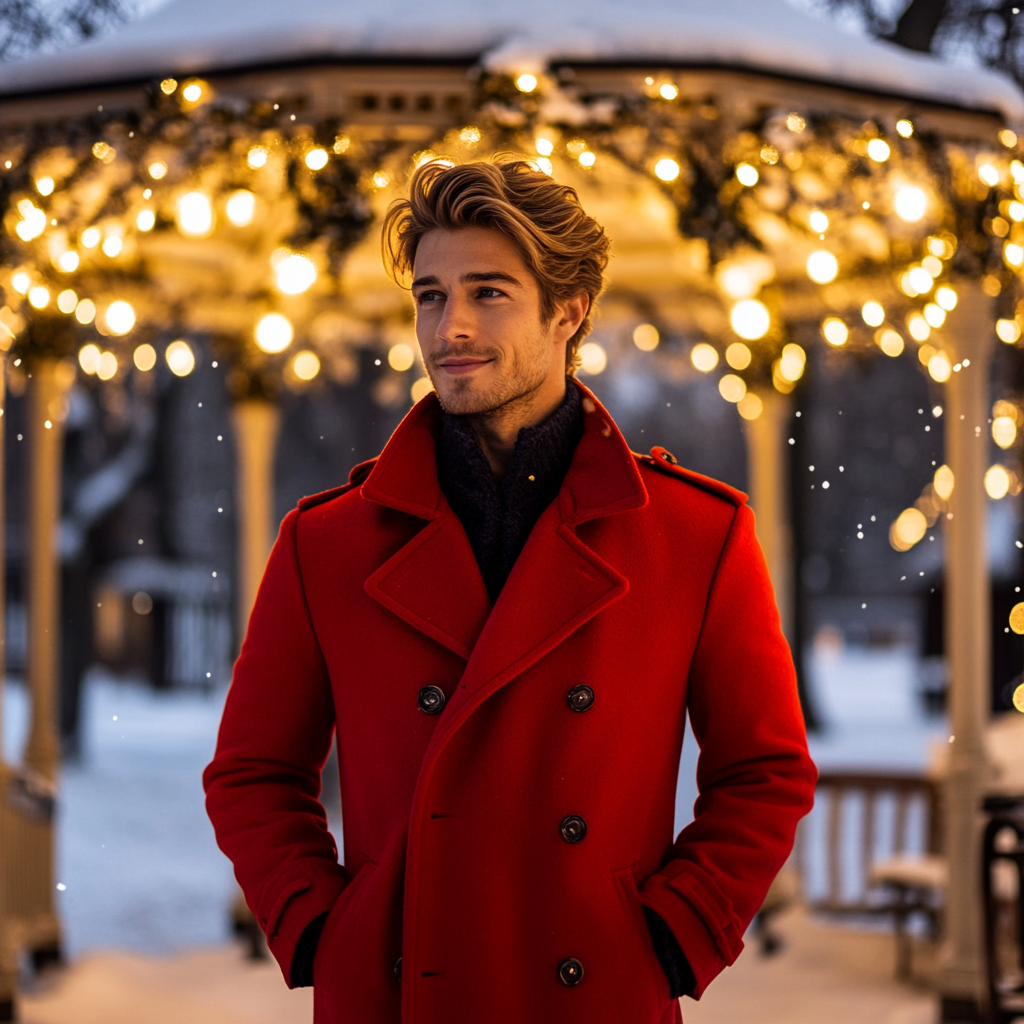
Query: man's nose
436 293 474 342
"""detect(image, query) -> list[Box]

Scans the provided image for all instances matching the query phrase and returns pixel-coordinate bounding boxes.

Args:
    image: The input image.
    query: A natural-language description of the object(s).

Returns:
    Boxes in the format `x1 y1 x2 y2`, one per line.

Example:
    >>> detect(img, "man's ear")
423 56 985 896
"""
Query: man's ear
556 293 589 343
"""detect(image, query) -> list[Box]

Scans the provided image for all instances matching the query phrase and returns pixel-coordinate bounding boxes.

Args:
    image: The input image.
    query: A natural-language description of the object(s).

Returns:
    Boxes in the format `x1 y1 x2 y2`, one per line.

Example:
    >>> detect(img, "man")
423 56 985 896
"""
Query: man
204 158 816 1024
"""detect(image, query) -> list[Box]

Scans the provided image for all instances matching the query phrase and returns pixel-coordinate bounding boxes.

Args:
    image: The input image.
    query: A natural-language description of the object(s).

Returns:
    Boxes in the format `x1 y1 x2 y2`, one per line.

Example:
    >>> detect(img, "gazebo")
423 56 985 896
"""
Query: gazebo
0 1 1019 1020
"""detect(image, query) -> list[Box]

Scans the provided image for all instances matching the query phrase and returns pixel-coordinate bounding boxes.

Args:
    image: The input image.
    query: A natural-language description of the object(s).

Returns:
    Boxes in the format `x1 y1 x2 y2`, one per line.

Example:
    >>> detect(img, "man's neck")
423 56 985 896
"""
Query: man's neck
466 375 568 480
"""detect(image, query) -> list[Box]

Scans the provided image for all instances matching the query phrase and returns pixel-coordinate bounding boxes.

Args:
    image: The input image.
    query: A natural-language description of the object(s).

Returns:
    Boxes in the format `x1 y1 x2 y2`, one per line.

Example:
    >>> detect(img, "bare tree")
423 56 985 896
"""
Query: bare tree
0 0 131 61
818 0 1024 88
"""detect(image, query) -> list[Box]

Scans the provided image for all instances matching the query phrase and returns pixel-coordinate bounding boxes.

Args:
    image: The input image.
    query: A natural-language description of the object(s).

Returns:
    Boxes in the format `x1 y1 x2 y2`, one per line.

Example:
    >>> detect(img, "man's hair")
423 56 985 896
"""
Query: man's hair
382 158 610 371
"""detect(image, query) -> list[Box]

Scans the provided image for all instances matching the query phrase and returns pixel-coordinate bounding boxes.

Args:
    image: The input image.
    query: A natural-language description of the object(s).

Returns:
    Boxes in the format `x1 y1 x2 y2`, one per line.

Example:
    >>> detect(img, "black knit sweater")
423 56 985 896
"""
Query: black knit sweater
290 383 694 999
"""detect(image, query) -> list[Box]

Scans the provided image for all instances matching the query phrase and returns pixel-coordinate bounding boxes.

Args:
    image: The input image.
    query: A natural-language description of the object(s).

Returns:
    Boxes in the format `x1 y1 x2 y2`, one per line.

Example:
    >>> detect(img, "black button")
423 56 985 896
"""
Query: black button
660 449 678 465
560 815 587 844
393 956 402 980
567 685 594 713
417 685 446 715
558 958 584 986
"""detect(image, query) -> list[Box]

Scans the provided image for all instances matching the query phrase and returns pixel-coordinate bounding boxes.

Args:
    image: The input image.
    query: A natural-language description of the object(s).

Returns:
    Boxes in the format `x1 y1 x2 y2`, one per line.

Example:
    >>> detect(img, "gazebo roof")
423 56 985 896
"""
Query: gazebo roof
0 0 1020 121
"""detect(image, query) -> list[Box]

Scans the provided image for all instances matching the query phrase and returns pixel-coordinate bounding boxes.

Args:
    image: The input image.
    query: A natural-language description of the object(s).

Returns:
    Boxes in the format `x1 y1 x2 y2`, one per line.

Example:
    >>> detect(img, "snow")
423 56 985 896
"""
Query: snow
0 0 1019 122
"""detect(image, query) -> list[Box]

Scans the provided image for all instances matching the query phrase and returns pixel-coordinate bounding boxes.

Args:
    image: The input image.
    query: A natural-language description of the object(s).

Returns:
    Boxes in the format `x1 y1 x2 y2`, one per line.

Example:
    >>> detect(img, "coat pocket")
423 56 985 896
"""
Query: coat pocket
612 865 672 1012
313 860 377 990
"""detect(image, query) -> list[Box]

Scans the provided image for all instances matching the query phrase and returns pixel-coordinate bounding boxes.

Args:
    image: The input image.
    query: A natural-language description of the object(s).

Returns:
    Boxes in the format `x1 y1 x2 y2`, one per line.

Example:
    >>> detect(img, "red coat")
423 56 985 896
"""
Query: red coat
204 384 816 1024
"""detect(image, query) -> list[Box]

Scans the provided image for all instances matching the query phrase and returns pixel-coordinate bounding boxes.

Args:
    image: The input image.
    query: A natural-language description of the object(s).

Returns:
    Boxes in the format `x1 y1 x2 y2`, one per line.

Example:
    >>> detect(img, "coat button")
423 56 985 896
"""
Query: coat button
560 815 587 844
394 956 402 981
417 685 446 714
566 685 594 713
558 958 584 986
660 449 678 465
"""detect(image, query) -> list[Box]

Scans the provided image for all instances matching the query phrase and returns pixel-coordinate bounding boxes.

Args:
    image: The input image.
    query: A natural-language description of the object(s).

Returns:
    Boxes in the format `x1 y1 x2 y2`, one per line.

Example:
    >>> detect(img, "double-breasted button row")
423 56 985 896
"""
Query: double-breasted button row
417 685 446 715
566 684 594 713
558 958 584 986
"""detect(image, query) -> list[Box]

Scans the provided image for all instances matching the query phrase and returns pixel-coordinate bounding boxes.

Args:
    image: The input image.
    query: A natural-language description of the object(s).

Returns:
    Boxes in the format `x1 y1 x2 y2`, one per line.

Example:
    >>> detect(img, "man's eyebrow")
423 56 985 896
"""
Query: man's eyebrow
411 274 439 289
462 271 521 286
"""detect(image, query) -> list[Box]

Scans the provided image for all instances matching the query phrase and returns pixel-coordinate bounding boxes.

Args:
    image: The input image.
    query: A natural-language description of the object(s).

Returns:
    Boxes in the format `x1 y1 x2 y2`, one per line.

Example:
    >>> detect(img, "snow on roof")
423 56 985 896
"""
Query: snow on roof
0 0 1020 121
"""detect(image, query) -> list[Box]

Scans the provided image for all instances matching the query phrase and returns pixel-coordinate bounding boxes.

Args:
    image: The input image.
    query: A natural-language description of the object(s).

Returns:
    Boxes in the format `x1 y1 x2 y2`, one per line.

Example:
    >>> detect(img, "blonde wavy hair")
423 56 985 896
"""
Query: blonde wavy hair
382 158 610 372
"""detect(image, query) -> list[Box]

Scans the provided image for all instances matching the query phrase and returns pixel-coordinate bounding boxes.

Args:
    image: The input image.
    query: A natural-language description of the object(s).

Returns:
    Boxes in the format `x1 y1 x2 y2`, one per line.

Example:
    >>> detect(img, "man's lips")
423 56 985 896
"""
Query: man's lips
436 358 492 376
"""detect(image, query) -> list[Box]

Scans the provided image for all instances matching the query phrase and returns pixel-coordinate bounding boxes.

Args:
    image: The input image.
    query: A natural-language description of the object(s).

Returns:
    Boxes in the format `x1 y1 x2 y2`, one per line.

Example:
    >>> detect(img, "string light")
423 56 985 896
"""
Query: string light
136 209 156 231
105 300 135 335
735 163 758 186
997 318 1022 343
777 343 806 382
633 324 659 351
876 329 904 357
578 151 596 168
101 236 123 257
159 78 177 95
181 81 204 104
691 343 719 372
994 415 1017 448
387 343 415 372
578 342 607 375
934 465 954 501
654 158 680 182
78 343 100 374
57 251 79 272
292 350 321 381
718 374 747 403
730 299 770 340
165 339 196 376
255 313 293 353
305 148 329 170
27 286 49 309
867 139 890 162
806 250 838 284
80 227 100 248
247 146 269 169
659 84 679 101
148 161 168 179
57 289 77 313
821 317 848 346
725 342 752 369
75 298 96 324
985 464 1011 499
10 272 29 294
907 313 931 341
96 351 118 381
896 119 914 138
978 163 1000 188
928 351 952 382
133 343 157 371
924 303 946 328
861 301 885 327
176 191 214 236
35 176 54 196
515 74 538 93
894 185 927 222
808 210 829 233
273 252 317 295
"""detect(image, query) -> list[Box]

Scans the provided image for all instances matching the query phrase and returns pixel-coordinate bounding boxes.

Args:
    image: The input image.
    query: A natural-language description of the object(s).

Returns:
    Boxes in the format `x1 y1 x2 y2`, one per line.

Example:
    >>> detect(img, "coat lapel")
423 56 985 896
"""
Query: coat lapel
361 396 491 660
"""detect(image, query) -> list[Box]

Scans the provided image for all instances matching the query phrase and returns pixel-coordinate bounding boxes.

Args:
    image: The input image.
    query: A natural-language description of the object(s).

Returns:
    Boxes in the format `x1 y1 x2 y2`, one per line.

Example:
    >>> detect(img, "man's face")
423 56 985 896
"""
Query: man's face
412 226 574 416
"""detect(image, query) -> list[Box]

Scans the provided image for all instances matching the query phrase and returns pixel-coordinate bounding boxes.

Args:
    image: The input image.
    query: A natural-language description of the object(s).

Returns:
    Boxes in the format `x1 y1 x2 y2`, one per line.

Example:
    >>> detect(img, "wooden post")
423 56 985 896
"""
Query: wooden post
231 400 281 644
938 282 994 1021
742 391 793 639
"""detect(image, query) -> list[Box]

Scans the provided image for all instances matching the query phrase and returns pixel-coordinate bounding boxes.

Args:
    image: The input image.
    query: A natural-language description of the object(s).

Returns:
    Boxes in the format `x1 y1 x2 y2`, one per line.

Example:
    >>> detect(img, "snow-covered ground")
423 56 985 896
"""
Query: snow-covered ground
2 644 945 958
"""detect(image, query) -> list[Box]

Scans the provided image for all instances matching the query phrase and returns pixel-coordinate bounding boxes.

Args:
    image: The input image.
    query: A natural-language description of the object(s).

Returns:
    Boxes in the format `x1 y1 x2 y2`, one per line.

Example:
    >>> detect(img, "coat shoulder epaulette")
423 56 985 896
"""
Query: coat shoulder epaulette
634 447 747 506
297 458 378 512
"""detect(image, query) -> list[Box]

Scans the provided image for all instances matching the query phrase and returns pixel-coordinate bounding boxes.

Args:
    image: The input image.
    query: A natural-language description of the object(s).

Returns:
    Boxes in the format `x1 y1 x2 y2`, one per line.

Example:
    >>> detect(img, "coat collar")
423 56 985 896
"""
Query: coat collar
361 380 647 667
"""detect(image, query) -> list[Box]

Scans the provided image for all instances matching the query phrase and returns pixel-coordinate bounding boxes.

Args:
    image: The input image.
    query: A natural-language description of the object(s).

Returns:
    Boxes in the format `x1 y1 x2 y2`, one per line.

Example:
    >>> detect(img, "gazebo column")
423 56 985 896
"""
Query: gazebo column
938 282 994 1022
742 391 793 640
231 400 281 644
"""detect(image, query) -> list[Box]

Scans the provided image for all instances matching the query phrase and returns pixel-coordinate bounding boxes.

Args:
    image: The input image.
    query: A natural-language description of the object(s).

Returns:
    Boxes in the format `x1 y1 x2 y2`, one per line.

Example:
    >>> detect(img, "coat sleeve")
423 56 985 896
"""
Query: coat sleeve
638 502 817 997
203 507 349 984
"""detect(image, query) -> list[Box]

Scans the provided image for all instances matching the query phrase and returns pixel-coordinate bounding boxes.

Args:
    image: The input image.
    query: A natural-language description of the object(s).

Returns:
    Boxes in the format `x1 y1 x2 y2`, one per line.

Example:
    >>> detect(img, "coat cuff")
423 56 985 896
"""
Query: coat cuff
256 860 349 986
639 874 736 997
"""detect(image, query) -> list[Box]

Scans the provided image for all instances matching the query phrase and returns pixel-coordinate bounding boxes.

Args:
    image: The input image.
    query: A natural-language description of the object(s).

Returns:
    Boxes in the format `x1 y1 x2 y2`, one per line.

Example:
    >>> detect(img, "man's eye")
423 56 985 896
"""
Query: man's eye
417 291 442 304
477 287 503 298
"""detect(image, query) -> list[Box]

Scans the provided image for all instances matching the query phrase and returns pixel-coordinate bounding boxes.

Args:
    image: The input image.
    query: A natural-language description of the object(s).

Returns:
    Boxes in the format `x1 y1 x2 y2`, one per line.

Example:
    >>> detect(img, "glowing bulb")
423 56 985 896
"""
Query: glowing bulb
718 374 747 403
133 343 157 372
136 209 155 231
997 319 1022 343
305 148 328 170
935 286 958 311
372 170 391 189
534 157 553 176
862 301 885 327
80 226 100 248
867 138 890 162
255 313 293 353
633 323 660 351
786 113 806 133
176 191 213 236
105 300 135 335
737 392 764 421
182 82 203 103
809 210 829 233
15 204 46 240
725 342 751 370
994 416 1017 449
924 303 946 328
928 352 952 382
735 163 758 186
75 298 96 324
908 313 931 341
896 119 914 138
934 465 954 501
730 299 770 340
985 464 1011 499
57 251 79 272
894 185 927 222
690 343 719 372
922 255 943 277
659 83 679 100
165 339 195 376
148 161 168 180
160 78 177 95
57 289 77 314
223 190 256 228
821 318 848 346
515 74 538 93
247 146 269 169
292 350 321 381
778 343 806 382
979 163 1000 187
28 286 49 309
908 266 934 294
578 151 596 168
97 351 118 381
102 236 123 257
1005 242 1024 267
388 343 416 372
654 158 680 182
35 176 54 196
535 138 554 157
1009 201 1024 222
10 272 29 294
578 342 607 375
274 253 317 295
806 250 838 284
891 508 927 550
1001 129 1018 148
78 343 101 374
877 329 904 357
411 376 434 403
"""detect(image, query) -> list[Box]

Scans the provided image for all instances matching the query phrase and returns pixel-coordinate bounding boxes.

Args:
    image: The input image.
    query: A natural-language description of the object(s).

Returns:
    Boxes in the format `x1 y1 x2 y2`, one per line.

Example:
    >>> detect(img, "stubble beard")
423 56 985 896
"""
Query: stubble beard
427 341 551 420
